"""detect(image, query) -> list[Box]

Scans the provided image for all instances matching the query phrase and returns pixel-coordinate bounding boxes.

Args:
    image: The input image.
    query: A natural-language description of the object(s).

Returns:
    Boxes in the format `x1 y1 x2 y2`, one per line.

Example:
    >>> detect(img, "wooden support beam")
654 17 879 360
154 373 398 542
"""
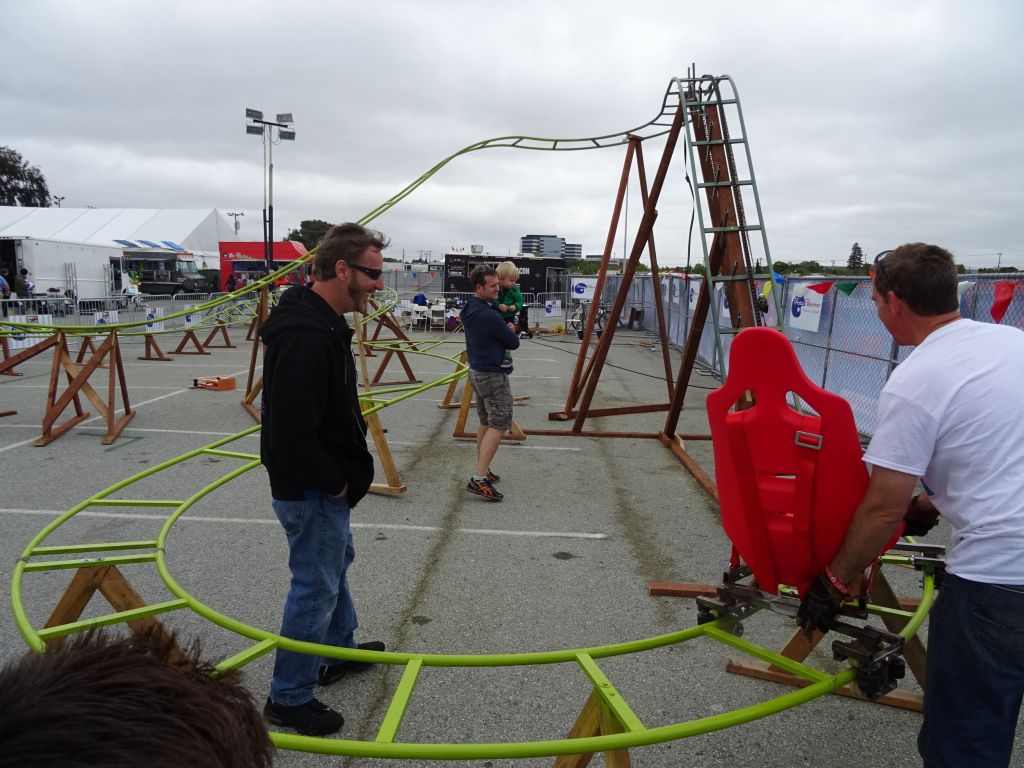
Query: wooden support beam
354 313 406 494
0 332 60 377
722 571 926 711
452 368 525 441
35 331 133 446
201 323 235 349
241 287 269 422
75 335 106 367
0 335 23 376
657 432 718 501
137 334 172 361
172 329 211 356
552 691 632 768
364 301 422 386
568 110 684 434
42 565 183 661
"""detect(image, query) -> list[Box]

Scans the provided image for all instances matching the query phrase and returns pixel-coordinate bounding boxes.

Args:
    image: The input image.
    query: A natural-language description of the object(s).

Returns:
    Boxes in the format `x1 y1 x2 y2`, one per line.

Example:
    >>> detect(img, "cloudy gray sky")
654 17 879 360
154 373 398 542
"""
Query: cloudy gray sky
3 0 1022 268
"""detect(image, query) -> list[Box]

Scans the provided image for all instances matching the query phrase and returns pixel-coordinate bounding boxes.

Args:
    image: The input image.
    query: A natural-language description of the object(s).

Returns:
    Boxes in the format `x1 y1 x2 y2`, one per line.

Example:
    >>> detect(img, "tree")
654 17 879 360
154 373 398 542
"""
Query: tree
847 242 865 270
286 219 331 250
0 146 51 207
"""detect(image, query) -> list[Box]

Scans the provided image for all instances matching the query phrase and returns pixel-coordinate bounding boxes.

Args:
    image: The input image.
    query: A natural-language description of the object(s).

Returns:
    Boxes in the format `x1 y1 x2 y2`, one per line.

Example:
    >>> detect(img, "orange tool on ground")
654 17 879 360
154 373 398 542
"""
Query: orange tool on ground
191 376 236 391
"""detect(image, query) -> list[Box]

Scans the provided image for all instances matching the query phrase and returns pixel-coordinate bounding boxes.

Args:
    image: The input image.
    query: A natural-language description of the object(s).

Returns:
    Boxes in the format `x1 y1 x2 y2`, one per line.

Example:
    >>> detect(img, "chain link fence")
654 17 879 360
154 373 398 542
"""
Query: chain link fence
7 274 1020 436
614 273 1024 436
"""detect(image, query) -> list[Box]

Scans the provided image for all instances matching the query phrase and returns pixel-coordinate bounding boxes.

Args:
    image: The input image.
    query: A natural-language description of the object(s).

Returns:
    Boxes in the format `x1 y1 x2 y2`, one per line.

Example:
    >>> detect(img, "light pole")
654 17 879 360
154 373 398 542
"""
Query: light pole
245 109 296 274
226 211 244 237
53 195 65 208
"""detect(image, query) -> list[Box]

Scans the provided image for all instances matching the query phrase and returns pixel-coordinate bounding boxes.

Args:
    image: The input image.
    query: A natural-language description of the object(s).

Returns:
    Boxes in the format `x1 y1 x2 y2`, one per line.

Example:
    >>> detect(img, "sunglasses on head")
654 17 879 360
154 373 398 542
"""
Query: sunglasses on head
872 250 897 296
347 263 383 281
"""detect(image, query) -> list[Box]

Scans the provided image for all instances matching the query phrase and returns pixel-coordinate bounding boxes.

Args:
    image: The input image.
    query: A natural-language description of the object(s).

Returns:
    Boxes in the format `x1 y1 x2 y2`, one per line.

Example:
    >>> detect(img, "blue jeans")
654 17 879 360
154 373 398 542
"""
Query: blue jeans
919 573 1024 767
269 494 358 706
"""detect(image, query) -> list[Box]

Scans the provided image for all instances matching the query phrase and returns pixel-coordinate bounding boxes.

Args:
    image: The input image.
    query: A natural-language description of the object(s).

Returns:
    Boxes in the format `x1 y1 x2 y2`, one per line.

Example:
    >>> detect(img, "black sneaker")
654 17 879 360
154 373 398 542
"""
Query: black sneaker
318 640 386 686
466 477 503 501
486 469 500 483
264 697 344 736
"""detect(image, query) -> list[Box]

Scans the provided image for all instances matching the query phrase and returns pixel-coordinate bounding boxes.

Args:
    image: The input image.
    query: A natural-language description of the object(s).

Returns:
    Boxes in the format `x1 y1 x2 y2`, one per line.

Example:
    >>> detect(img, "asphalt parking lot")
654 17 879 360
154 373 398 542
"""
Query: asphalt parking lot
0 322 1017 767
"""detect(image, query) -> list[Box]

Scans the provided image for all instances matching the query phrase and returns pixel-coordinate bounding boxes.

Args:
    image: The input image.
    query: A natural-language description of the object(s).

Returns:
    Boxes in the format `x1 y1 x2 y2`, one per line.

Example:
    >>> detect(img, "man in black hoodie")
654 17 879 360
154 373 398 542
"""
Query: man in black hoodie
260 223 388 736
460 265 520 501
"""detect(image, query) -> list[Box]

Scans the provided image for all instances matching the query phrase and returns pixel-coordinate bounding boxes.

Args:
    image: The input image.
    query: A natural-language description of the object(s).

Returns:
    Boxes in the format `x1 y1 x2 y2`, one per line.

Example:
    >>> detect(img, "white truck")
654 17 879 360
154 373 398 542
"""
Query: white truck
0 238 208 301
1 237 117 300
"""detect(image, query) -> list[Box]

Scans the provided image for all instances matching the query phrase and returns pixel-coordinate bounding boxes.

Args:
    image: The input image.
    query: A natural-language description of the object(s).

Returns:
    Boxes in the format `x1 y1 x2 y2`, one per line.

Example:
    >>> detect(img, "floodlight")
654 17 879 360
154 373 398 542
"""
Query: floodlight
246 108 263 120
246 125 264 135
279 130 296 141
276 113 294 124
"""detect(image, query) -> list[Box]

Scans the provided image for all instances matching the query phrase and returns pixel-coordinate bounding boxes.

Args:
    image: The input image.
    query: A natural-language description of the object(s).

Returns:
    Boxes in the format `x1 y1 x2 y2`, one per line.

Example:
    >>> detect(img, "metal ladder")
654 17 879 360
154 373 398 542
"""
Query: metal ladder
679 72 784 376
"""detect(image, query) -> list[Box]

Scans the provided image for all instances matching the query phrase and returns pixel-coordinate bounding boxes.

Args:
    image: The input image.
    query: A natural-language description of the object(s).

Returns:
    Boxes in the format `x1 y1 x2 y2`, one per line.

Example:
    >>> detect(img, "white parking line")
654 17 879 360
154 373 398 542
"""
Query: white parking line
0 385 182 390
385 440 581 452
0 508 607 540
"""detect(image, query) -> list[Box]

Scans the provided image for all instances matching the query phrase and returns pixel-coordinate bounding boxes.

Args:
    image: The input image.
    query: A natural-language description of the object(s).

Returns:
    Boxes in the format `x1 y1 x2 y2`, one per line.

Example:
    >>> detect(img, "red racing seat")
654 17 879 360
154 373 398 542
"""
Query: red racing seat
706 327 900 597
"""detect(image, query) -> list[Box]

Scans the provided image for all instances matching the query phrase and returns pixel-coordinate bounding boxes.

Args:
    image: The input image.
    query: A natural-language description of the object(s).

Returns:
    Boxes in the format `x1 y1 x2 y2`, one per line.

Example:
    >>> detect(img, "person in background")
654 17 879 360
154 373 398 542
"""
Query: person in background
0 629 274 768
259 223 388 736
460 265 520 502
412 291 428 306
0 267 10 318
226 272 238 293
14 268 31 298
797 243 1024 768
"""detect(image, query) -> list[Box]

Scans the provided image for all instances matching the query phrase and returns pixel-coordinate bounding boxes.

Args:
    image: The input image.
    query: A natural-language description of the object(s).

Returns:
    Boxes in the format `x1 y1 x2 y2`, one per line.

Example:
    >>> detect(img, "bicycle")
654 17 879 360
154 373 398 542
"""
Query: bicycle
567 301 610 340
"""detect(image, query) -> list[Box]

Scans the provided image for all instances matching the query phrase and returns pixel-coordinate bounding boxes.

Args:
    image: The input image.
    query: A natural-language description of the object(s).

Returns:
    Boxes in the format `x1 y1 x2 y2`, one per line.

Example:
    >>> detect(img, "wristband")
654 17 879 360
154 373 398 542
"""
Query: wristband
824 566 851 597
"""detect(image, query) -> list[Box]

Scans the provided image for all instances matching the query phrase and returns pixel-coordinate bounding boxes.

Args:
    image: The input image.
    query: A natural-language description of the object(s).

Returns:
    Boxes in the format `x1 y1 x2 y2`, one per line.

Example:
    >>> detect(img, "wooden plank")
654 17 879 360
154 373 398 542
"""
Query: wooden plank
552 692 600 768
647 582 717 598
725 657 923 712
42 565 112 644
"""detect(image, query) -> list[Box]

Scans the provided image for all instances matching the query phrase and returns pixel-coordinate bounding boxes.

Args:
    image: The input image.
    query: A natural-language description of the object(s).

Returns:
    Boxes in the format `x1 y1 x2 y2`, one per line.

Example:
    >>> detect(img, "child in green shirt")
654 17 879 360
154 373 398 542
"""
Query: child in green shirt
492 261 524 370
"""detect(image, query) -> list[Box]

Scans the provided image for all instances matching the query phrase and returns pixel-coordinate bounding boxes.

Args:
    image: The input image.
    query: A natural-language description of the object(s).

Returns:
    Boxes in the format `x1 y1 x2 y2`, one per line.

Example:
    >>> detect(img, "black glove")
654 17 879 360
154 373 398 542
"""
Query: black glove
902 493 940 537
797 572 845 635
902 516 939 537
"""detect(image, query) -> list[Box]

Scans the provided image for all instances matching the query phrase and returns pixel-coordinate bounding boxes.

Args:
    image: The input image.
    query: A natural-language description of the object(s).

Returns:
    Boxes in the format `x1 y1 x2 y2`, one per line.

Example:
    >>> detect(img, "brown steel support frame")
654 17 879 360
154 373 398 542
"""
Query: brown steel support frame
547 109 684 438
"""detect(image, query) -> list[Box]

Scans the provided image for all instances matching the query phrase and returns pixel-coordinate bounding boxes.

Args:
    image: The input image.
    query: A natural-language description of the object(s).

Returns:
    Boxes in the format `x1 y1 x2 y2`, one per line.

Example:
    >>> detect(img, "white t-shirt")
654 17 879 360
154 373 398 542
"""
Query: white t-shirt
864 319 1024 583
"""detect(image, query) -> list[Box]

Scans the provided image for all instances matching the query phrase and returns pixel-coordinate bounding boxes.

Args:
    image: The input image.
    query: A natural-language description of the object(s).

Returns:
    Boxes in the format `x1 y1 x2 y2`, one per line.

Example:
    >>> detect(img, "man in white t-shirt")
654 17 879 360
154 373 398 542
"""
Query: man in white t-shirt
797 243 1024 768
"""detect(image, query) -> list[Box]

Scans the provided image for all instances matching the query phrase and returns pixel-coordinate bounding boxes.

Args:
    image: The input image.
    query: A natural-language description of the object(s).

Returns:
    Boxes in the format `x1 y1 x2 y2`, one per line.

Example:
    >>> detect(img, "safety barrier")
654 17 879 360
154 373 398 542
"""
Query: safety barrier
614 272 1024 435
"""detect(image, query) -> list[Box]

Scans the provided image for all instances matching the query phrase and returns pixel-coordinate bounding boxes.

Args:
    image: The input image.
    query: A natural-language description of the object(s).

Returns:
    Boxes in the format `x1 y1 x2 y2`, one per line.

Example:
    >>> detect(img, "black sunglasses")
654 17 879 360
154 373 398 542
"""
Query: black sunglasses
347 263 383 281
873 250 897 296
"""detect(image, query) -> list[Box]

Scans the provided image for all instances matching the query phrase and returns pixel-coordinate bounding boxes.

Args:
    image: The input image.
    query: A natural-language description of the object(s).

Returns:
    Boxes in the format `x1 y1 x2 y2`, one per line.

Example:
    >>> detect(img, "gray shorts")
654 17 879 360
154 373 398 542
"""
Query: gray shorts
469 370 513 432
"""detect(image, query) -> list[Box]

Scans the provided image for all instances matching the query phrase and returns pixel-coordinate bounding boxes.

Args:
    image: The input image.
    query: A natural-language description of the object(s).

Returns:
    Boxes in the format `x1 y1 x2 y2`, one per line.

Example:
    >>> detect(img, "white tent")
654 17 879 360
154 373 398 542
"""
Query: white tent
0 207 235 268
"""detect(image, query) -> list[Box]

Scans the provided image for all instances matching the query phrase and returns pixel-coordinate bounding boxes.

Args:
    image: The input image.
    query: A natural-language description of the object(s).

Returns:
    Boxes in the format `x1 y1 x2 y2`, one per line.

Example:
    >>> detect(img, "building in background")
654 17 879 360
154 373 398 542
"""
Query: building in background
519 234 581 260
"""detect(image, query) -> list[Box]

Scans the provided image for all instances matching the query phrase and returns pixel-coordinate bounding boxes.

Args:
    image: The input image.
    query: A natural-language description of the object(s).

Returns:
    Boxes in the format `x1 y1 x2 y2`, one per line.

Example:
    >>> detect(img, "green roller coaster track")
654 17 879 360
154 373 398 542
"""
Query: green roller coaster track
8 75 938 760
